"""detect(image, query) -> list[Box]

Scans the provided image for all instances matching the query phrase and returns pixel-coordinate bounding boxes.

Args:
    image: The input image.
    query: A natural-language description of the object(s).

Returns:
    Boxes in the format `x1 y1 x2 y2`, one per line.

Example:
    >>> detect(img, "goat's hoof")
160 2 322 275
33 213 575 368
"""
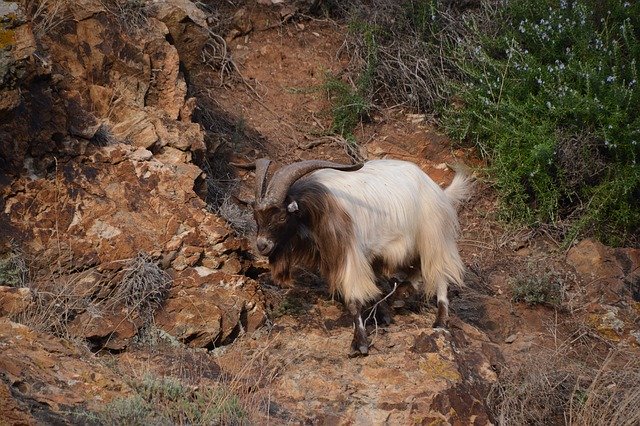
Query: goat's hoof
432 320 448 329
377 313 392 327
349 341 370 358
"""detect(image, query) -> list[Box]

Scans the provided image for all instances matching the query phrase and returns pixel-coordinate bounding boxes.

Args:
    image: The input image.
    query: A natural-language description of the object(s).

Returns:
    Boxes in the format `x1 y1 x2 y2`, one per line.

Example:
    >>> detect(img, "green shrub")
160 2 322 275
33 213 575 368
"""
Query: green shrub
324 21 379 142
443 0 640 244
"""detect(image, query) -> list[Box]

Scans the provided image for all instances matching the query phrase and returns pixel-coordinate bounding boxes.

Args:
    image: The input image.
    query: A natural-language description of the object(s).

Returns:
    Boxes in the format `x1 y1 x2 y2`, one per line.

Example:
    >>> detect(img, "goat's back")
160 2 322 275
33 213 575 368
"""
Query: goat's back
309 159 459 256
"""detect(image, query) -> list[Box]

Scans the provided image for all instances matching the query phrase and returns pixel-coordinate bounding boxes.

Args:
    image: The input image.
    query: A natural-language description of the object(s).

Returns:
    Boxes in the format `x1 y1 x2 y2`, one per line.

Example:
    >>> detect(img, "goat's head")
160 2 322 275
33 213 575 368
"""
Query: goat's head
251 158 363 256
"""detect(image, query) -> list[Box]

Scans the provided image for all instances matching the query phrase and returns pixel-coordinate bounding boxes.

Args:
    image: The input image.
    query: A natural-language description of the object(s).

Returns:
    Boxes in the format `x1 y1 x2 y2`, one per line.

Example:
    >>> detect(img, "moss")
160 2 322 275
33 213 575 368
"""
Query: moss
0 13 18 49
419 353 461 382
0 28 14 49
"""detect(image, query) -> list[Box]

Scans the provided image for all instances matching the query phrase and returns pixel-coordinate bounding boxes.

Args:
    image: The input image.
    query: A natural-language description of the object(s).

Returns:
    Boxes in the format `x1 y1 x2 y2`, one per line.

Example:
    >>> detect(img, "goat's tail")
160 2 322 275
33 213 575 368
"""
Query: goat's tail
444 166 474 209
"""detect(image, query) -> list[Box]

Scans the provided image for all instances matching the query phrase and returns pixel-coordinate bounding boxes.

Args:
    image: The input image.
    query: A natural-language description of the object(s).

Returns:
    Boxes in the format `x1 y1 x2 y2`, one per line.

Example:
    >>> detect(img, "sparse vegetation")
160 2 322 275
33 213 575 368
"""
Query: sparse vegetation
0 248 27 287
202 156 256 237
322 19 380 158
509 262 568 307
11 250 171 342
26 0 70 37
102 0 149 33
82 372 247 425
489 347 640 426
272 294 309 318
107 252 171 319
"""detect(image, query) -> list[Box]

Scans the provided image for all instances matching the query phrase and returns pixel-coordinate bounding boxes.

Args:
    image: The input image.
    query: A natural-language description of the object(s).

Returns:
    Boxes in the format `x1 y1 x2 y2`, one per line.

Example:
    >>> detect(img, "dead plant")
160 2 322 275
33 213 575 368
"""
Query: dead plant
103 252 172 320
489 344 640 426
25 0 70 37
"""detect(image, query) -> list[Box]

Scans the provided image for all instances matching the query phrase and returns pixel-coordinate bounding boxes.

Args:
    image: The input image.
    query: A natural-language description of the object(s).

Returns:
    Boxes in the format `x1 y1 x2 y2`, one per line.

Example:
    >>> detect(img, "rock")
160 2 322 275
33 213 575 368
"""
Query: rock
155 268 265 348
145 40 187 120
67 311 138 352
567 239 622 280
217 313 496 423
567 239 639 342
0 286 32 316
232 8 253 37
504 333 518 343
0 380 36 426
148 0 209 29
0 319 132 415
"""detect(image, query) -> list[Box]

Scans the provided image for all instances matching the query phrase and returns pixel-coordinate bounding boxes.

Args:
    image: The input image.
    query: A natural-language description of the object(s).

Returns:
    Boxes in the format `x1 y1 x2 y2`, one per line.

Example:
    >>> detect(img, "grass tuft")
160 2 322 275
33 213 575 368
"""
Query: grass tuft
81 372 248 425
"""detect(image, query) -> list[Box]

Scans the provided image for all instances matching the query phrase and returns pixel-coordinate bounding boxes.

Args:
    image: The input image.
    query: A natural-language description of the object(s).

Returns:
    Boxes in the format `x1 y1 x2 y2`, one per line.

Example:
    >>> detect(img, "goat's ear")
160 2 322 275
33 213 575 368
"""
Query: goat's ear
287 200 299 213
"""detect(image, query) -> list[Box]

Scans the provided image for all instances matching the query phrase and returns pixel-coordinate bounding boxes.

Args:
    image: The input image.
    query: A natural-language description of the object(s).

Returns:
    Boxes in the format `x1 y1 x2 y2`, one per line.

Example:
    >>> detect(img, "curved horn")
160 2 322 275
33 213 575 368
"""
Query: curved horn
255 158 271 200
230 161 256 170
260 160 364 207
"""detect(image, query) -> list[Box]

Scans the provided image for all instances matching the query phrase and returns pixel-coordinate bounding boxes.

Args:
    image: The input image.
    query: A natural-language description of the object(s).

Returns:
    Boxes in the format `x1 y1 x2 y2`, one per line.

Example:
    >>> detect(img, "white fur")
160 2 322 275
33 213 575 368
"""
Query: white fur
310 159 471 309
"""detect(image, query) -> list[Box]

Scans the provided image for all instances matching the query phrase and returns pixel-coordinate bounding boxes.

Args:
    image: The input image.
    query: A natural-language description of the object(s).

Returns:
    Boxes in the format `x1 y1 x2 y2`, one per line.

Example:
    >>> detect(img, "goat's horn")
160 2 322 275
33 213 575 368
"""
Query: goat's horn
260 160 364 207
230 161 256 170
255 158 271 200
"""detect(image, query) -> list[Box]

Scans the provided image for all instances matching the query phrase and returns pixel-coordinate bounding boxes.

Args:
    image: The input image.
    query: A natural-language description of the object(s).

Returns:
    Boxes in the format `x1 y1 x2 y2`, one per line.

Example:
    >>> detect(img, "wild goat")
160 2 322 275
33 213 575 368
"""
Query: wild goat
251 158 471 356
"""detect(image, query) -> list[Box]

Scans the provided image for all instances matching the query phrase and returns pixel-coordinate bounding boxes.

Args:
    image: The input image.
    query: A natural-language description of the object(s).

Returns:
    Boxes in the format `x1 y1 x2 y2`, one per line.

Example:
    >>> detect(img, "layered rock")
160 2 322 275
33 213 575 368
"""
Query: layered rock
0 318 132 424
218 307 498 424
0 0 264 353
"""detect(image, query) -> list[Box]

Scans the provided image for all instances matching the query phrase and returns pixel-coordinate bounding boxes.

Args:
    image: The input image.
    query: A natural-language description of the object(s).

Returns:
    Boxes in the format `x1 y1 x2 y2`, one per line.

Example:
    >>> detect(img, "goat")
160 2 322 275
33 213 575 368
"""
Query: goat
251 158 472 356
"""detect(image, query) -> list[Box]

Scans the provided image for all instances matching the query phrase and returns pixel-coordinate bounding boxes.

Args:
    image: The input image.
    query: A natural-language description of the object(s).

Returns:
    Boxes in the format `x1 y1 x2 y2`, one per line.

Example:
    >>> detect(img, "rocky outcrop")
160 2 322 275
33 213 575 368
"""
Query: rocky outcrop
0 0 264 353
567 239 640 344
0 318 132 424
218 305 498 424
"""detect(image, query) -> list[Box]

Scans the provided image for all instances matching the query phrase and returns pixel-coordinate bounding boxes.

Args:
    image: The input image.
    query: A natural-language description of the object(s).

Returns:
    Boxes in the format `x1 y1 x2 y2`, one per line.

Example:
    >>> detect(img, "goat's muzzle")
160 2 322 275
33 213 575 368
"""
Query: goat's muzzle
256 236 274 256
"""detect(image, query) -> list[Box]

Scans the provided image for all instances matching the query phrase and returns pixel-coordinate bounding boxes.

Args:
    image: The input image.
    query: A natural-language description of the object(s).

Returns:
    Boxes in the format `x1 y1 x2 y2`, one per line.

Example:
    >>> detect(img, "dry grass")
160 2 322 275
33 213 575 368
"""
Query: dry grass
489 343 640 426
11 248 171 344
335 0 500 112
101 0 149 34
568 351 640 426
25 0 70 37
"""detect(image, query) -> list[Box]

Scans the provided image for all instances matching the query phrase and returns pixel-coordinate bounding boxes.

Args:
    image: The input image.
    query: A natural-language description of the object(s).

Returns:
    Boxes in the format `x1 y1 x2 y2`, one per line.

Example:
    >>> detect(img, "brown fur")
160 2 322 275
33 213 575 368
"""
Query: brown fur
256 177 355 295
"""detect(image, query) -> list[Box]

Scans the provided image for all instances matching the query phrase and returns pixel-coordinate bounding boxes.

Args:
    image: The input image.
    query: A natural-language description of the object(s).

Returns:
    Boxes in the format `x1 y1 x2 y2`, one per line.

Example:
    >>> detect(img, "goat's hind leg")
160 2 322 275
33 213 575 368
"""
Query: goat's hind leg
432 277 449 329
347 301 369 357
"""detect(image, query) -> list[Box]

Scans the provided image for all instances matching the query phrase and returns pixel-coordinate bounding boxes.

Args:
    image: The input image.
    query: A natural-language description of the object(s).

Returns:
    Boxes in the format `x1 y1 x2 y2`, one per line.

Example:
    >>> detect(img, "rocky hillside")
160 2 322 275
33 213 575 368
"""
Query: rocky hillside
1 0 638 424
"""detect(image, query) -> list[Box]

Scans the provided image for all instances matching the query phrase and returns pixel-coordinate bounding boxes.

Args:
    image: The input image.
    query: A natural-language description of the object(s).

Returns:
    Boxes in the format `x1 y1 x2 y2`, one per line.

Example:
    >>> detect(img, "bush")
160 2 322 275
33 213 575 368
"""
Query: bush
442 0 640 244
330 0 639 244
509 262 568 307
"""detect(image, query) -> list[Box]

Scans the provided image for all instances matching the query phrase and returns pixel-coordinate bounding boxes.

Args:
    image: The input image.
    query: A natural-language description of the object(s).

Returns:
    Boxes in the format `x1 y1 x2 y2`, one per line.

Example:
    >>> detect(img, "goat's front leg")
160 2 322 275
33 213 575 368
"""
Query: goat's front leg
348 301 369 357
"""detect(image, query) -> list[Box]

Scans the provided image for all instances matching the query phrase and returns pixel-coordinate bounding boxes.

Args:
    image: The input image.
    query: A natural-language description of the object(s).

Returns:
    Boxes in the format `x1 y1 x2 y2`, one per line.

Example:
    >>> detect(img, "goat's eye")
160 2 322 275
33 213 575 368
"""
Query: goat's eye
278 217 286 224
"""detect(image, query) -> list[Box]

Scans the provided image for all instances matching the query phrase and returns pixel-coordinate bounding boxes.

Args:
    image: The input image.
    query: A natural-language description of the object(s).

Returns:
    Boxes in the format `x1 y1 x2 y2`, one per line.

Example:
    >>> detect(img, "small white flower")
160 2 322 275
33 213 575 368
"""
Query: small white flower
606 75 616 83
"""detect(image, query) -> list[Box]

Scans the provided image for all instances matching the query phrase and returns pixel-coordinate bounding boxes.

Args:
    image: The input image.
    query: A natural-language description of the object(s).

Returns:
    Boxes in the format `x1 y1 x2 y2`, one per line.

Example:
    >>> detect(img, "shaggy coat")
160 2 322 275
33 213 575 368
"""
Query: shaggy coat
254 159 471 355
